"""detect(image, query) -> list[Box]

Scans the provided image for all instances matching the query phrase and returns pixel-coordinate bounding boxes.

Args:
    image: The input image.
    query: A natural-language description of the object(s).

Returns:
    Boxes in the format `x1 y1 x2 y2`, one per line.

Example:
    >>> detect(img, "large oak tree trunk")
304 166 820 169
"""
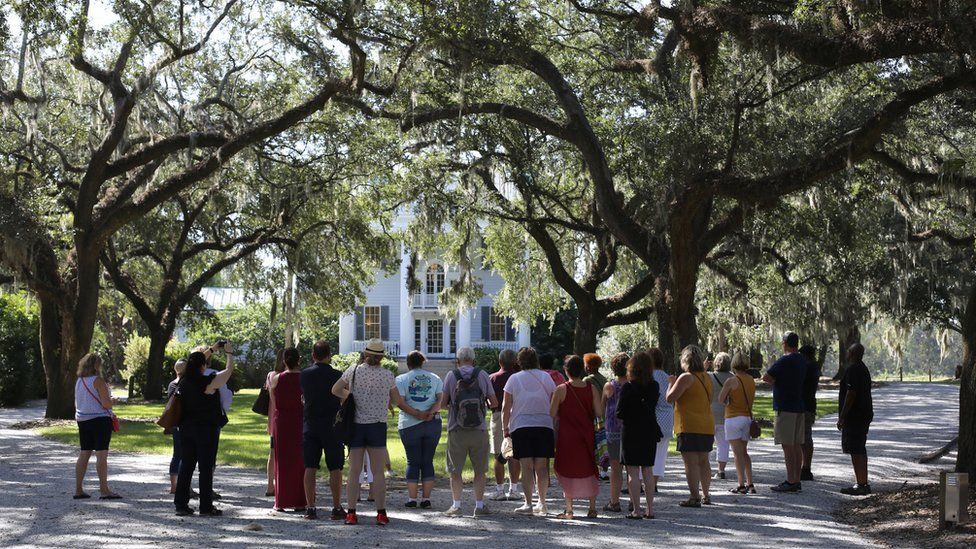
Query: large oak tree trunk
833 324 862 381
573 304 602 355
37 251 102 419
655 286 678 374
955 284 976 478
144 323 175 401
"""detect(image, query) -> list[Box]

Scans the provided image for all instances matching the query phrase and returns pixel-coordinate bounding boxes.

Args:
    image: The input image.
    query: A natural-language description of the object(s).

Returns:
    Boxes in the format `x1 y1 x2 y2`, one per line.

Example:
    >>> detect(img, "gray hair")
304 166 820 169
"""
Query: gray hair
713 352 732 372
731 351 750 372
498 348 517 368
456 346 476 365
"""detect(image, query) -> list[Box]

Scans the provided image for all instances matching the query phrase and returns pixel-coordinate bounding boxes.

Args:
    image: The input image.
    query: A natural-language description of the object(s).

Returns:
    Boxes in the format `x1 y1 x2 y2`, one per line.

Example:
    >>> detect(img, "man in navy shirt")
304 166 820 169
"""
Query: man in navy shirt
300 341 345 520
837 343 873 496
762 331 807 493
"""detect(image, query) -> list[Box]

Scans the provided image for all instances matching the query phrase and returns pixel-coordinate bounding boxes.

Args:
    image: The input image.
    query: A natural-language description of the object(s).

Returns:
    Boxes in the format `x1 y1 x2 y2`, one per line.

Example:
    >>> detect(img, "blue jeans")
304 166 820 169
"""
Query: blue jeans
169 428 181 475
399 417 441 483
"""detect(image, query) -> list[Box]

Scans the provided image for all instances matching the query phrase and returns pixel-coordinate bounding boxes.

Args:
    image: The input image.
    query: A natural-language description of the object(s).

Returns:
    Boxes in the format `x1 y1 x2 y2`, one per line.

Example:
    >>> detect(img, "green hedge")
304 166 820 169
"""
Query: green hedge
0 292 44 406
332 352 399 376
473 347 502 374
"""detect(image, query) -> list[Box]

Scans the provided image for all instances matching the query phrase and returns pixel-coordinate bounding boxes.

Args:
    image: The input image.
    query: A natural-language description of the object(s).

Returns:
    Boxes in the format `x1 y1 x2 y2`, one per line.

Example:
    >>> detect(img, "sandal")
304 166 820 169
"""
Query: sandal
626 511 643 520
678 498 701 508
701 496 712 505
602 502 621 512
265 491 275 497
99 494 123 500
555 512 574 520
586 509 598 519
73 493 91 500
644 513 655 519
730 486 746 494
746 484 757 494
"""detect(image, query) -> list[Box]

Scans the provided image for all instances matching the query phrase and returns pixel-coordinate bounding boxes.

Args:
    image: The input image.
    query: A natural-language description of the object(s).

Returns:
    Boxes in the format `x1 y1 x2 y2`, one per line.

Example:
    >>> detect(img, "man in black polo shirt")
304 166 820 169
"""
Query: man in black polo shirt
837 343 873 496
301 341 346 520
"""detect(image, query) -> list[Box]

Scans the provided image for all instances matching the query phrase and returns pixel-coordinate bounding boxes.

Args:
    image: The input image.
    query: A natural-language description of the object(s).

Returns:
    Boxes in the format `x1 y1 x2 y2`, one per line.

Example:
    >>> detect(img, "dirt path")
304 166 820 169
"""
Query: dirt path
0 382 959 548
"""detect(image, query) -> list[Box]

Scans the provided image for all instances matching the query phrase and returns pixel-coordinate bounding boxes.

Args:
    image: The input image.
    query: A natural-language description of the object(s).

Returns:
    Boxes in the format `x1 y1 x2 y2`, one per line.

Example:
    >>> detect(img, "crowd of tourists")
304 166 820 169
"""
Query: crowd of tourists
71 331 876 525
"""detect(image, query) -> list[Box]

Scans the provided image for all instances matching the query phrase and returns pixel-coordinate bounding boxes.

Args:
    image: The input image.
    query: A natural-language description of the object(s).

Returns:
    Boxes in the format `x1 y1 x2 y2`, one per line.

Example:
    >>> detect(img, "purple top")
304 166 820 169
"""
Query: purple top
604 379 622 436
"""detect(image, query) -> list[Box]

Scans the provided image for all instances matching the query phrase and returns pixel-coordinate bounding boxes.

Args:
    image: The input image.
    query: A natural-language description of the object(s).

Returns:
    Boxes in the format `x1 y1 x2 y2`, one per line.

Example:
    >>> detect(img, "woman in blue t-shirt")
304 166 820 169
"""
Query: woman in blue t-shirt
395 351 444 509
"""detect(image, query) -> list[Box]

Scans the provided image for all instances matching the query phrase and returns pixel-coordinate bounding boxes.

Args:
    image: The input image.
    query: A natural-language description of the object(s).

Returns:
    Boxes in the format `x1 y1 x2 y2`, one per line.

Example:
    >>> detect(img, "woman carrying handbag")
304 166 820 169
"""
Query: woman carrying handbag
74 353 122 500
718 351 758 494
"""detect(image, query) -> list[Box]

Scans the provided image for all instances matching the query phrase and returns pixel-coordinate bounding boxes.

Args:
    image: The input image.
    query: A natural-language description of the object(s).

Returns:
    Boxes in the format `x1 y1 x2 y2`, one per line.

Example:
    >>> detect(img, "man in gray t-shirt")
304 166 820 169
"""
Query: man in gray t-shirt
441 347 497 517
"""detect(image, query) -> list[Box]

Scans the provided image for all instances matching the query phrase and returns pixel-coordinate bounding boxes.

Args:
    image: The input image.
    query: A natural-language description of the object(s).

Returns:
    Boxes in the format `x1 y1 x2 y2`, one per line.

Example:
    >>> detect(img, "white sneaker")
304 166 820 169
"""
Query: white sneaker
491 489 507 501
533 503 548 515
514 503 534 515
444 505 463 517
473 505 492 517
507 488 523 501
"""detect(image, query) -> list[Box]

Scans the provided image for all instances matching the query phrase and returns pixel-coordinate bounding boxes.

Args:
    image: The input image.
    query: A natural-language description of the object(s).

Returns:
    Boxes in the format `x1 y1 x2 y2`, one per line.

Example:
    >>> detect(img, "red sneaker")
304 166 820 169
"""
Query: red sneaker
344 510 358 525
376 510 389 526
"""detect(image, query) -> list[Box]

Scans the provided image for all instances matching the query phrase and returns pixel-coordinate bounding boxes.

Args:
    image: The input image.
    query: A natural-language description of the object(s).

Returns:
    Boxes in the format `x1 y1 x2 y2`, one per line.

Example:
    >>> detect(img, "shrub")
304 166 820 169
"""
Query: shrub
122 335 150 397
331 352 400 376
185 300 340 389
473 347 502 374
0 292 43 406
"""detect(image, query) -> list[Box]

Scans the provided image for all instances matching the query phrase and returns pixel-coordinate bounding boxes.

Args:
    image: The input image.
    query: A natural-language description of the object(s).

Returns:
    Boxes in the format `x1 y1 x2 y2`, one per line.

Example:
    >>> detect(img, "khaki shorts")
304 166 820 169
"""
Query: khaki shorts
490 411 504 455
774 411 806 445
804 412 815 445
446 427 490 474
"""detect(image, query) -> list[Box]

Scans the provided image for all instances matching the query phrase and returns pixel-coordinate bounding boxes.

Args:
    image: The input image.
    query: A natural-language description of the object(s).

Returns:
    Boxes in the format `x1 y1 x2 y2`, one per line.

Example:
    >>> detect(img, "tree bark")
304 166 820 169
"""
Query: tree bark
655 284 678 374
573 304 602 355
37 297 72 418
833 324 862 381
955 284 976 477
143 322 175 401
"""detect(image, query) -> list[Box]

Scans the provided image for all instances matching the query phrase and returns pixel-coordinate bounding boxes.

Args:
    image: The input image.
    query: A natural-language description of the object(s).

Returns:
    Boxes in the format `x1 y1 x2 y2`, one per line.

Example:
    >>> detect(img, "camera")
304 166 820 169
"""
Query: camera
215 340 227 349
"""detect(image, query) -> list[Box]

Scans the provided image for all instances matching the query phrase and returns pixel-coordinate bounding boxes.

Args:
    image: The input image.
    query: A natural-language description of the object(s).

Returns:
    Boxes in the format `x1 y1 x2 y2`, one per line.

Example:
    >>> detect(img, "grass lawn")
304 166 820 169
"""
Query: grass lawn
38 389 839 478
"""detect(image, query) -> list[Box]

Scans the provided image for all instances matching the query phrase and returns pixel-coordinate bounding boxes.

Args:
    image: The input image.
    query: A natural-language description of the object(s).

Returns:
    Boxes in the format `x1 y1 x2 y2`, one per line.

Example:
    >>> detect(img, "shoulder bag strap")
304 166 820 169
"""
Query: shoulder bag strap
81 378 112 415
737 374 754 420
694 373 712 406
566 381 593 419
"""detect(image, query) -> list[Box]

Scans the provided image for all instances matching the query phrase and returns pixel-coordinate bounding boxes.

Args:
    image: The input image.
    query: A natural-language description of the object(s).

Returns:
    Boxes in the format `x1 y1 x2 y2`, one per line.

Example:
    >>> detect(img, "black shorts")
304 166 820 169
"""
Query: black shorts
676 433 714 453
348 422 387 449
303 428 345 471
511 427 554 459
78 416 113 451
842 425 869 455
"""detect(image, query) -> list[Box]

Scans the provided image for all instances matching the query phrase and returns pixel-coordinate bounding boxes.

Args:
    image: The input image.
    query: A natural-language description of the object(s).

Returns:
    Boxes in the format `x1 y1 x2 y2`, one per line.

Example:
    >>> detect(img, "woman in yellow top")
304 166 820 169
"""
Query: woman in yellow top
719 351 757 494
665 345 714 508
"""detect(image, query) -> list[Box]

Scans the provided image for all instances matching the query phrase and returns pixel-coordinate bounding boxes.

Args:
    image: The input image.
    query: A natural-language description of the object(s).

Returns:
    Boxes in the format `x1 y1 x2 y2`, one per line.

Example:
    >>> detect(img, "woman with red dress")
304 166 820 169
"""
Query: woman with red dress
271 347 305 512
549 355 604 519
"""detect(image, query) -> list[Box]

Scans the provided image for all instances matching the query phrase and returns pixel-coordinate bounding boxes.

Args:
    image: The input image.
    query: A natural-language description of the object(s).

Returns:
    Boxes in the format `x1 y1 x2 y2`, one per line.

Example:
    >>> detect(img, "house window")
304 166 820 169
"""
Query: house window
425 264 444 295
489 307 507 342
364 306 381 340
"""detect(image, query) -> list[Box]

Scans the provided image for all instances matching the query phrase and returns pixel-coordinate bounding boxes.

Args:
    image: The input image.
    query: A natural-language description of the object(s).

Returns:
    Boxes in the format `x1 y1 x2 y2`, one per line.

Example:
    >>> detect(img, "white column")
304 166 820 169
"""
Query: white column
398 243 414 357
517 320 531 349
457 308 472 349
338 313 355 354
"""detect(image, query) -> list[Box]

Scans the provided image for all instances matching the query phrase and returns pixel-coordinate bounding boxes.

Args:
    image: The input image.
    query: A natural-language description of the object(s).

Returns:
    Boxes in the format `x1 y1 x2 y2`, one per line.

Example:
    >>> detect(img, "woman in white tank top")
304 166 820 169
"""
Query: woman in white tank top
73 353 120 500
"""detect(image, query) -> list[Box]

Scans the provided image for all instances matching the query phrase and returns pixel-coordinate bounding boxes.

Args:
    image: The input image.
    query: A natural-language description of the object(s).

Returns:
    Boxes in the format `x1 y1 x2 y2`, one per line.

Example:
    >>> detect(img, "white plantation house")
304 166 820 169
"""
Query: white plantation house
337 243 532 359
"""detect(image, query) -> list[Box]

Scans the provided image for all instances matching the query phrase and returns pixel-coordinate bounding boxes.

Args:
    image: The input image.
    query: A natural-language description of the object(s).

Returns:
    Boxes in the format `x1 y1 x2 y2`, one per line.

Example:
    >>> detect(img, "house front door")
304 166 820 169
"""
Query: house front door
424 318 444 356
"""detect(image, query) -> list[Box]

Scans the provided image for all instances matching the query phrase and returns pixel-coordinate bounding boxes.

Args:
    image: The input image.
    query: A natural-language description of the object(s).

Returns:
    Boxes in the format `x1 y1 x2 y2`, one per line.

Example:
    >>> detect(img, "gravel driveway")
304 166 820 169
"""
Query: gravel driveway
0 382 959 548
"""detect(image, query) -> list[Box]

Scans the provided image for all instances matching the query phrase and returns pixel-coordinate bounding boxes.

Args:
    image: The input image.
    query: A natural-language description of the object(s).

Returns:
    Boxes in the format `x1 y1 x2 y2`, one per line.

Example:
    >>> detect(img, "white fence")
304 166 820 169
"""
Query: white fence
412 292 439 309
472 340 520 351
351 340 401 357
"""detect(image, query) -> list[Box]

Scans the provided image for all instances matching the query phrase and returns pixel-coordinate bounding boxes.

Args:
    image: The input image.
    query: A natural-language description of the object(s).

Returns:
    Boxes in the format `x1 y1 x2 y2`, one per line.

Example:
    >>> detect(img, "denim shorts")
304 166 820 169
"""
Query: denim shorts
348 422 387 449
